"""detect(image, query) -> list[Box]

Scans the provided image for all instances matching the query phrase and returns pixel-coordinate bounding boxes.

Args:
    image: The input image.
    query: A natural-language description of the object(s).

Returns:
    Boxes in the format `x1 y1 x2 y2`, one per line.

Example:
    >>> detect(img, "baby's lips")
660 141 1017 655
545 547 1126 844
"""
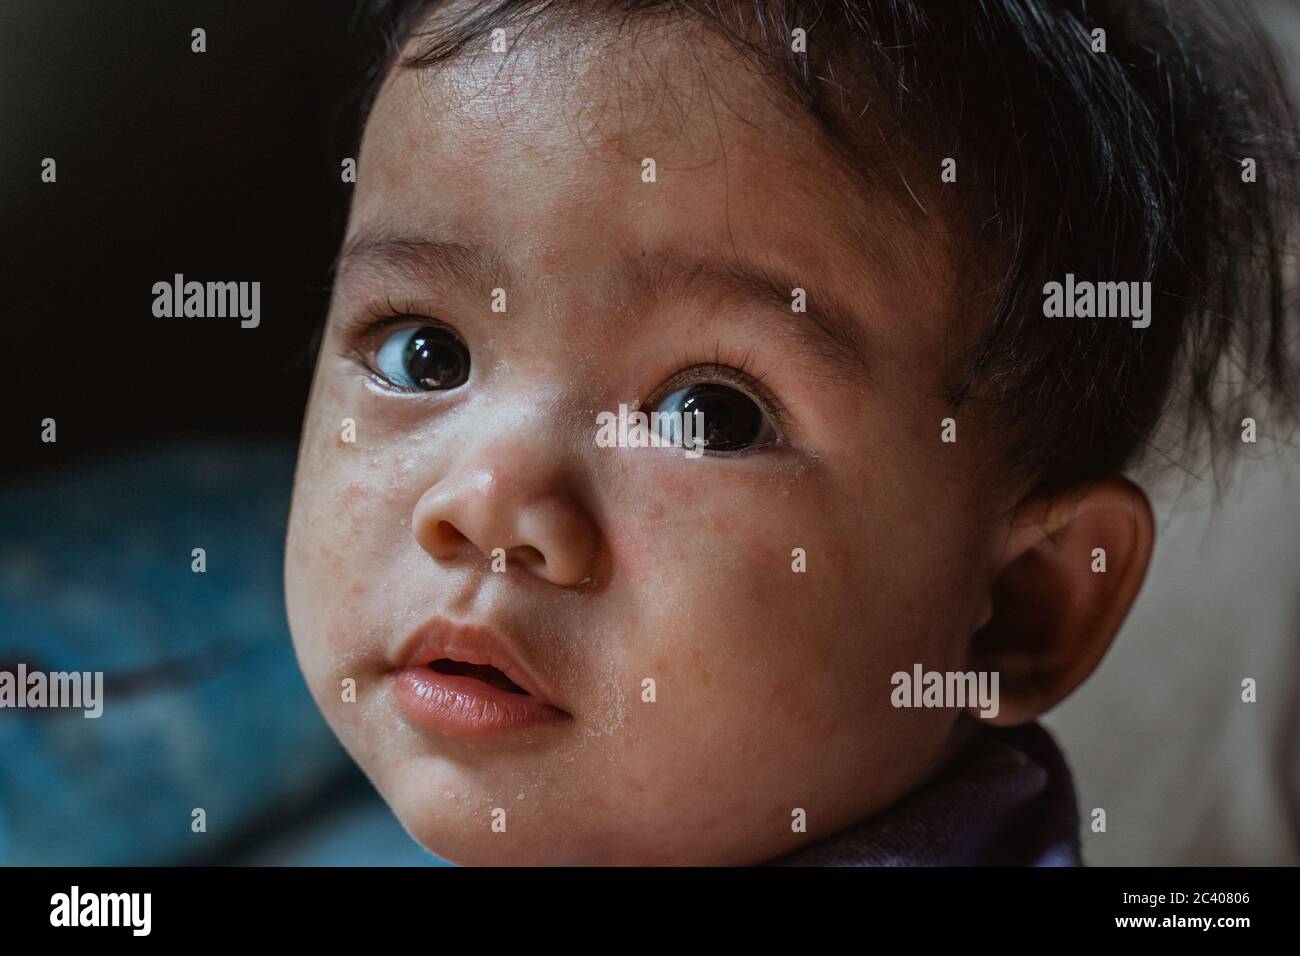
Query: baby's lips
393 615 568 713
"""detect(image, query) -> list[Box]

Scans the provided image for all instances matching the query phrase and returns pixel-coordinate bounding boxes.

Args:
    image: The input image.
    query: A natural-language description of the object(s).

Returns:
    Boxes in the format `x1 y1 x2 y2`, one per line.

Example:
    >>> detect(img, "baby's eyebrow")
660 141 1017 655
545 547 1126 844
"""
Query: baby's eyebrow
335 228 871 378
619 248 872 379
334 230 513 301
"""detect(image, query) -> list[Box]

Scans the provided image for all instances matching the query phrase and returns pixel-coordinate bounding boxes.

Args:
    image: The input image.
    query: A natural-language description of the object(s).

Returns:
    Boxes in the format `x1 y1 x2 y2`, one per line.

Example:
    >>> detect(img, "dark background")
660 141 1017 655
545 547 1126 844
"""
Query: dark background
1 0 378 478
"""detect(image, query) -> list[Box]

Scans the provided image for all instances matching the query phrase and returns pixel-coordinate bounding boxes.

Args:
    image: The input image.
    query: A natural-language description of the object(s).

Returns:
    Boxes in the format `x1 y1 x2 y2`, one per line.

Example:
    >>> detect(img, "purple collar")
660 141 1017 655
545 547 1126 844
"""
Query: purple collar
762 722 1082 866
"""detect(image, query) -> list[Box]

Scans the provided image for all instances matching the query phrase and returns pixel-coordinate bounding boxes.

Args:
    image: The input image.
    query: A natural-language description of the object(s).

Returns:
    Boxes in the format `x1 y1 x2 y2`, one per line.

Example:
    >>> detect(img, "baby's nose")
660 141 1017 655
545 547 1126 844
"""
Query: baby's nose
411 461 599 588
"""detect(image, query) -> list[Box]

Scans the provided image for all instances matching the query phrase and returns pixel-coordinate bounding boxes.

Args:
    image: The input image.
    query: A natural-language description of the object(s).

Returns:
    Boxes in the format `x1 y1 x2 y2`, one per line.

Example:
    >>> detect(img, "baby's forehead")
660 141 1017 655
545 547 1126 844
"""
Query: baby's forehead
380 14 817 172
350 11 955 358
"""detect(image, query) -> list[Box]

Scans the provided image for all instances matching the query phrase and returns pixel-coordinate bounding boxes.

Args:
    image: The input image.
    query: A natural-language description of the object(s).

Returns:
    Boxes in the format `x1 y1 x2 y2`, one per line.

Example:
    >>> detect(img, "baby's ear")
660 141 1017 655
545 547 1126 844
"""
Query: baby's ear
966 477 1154 727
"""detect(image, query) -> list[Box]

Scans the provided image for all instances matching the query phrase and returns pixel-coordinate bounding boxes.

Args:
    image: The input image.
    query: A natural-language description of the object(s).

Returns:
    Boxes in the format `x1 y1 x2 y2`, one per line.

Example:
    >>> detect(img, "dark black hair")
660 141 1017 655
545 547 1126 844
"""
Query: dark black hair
347 0 1300 495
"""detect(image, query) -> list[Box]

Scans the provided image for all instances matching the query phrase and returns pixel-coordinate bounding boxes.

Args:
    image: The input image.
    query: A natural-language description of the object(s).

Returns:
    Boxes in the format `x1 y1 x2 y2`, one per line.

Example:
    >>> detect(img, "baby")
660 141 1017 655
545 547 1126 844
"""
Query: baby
283 0 1299 865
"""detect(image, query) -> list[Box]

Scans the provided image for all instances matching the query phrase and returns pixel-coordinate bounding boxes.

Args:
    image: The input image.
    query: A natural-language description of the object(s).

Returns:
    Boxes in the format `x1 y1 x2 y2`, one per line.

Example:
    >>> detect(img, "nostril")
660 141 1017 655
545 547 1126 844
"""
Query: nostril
514 546 545 568
432 521 469 548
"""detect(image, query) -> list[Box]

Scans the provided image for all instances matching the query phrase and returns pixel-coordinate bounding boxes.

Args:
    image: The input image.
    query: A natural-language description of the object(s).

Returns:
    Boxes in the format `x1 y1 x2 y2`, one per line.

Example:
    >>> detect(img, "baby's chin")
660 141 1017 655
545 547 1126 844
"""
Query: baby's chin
380 774 622 866
374 756 758 866
362 748 573 865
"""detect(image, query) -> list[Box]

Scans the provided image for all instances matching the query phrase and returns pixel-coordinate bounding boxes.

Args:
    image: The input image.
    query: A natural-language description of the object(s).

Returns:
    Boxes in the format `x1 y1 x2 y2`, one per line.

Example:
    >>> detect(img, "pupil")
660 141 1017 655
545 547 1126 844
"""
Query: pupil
681 385 761 450
405 328 468 390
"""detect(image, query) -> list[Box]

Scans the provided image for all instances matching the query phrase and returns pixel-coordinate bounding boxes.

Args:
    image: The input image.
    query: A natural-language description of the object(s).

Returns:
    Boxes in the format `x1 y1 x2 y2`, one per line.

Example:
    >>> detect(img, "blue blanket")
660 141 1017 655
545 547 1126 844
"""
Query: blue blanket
0 439 357 865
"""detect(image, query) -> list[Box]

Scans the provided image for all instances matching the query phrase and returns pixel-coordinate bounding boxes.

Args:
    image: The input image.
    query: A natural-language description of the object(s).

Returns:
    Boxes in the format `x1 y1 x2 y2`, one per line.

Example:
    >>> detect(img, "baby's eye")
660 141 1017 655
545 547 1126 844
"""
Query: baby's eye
652 382 777 453
373 324 470 391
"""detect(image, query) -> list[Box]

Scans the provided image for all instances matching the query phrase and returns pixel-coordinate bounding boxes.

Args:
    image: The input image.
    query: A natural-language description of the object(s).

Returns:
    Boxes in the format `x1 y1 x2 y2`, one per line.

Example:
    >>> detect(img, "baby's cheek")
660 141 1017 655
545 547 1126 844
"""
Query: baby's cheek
299 418 423 544
300 376 351 458
709 512 858 645
623 509 840 713
289 465 402 666
677 492 881 744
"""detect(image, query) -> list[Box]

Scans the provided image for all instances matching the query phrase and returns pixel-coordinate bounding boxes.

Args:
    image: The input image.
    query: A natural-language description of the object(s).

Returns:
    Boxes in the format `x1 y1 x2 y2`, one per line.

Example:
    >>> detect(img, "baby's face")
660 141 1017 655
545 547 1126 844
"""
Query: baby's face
285 15 1006 865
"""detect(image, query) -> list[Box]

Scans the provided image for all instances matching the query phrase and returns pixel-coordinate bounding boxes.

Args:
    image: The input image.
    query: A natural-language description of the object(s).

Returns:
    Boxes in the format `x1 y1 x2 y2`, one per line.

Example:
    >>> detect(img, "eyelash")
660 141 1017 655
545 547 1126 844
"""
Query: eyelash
336 295 432 344
649 344 791 436
336 302 793 434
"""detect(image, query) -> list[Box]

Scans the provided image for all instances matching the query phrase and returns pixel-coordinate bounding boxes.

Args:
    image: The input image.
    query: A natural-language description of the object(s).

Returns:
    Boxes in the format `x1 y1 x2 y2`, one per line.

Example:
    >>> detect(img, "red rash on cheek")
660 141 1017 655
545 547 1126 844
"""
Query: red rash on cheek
325 618 351 656
340 480 366 508
691 654 712 687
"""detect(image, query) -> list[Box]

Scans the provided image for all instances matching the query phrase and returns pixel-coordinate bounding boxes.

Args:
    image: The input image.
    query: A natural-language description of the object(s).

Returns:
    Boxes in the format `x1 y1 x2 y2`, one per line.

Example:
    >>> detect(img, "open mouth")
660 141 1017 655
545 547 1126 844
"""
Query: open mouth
427 658 530 695
391 620 569 734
